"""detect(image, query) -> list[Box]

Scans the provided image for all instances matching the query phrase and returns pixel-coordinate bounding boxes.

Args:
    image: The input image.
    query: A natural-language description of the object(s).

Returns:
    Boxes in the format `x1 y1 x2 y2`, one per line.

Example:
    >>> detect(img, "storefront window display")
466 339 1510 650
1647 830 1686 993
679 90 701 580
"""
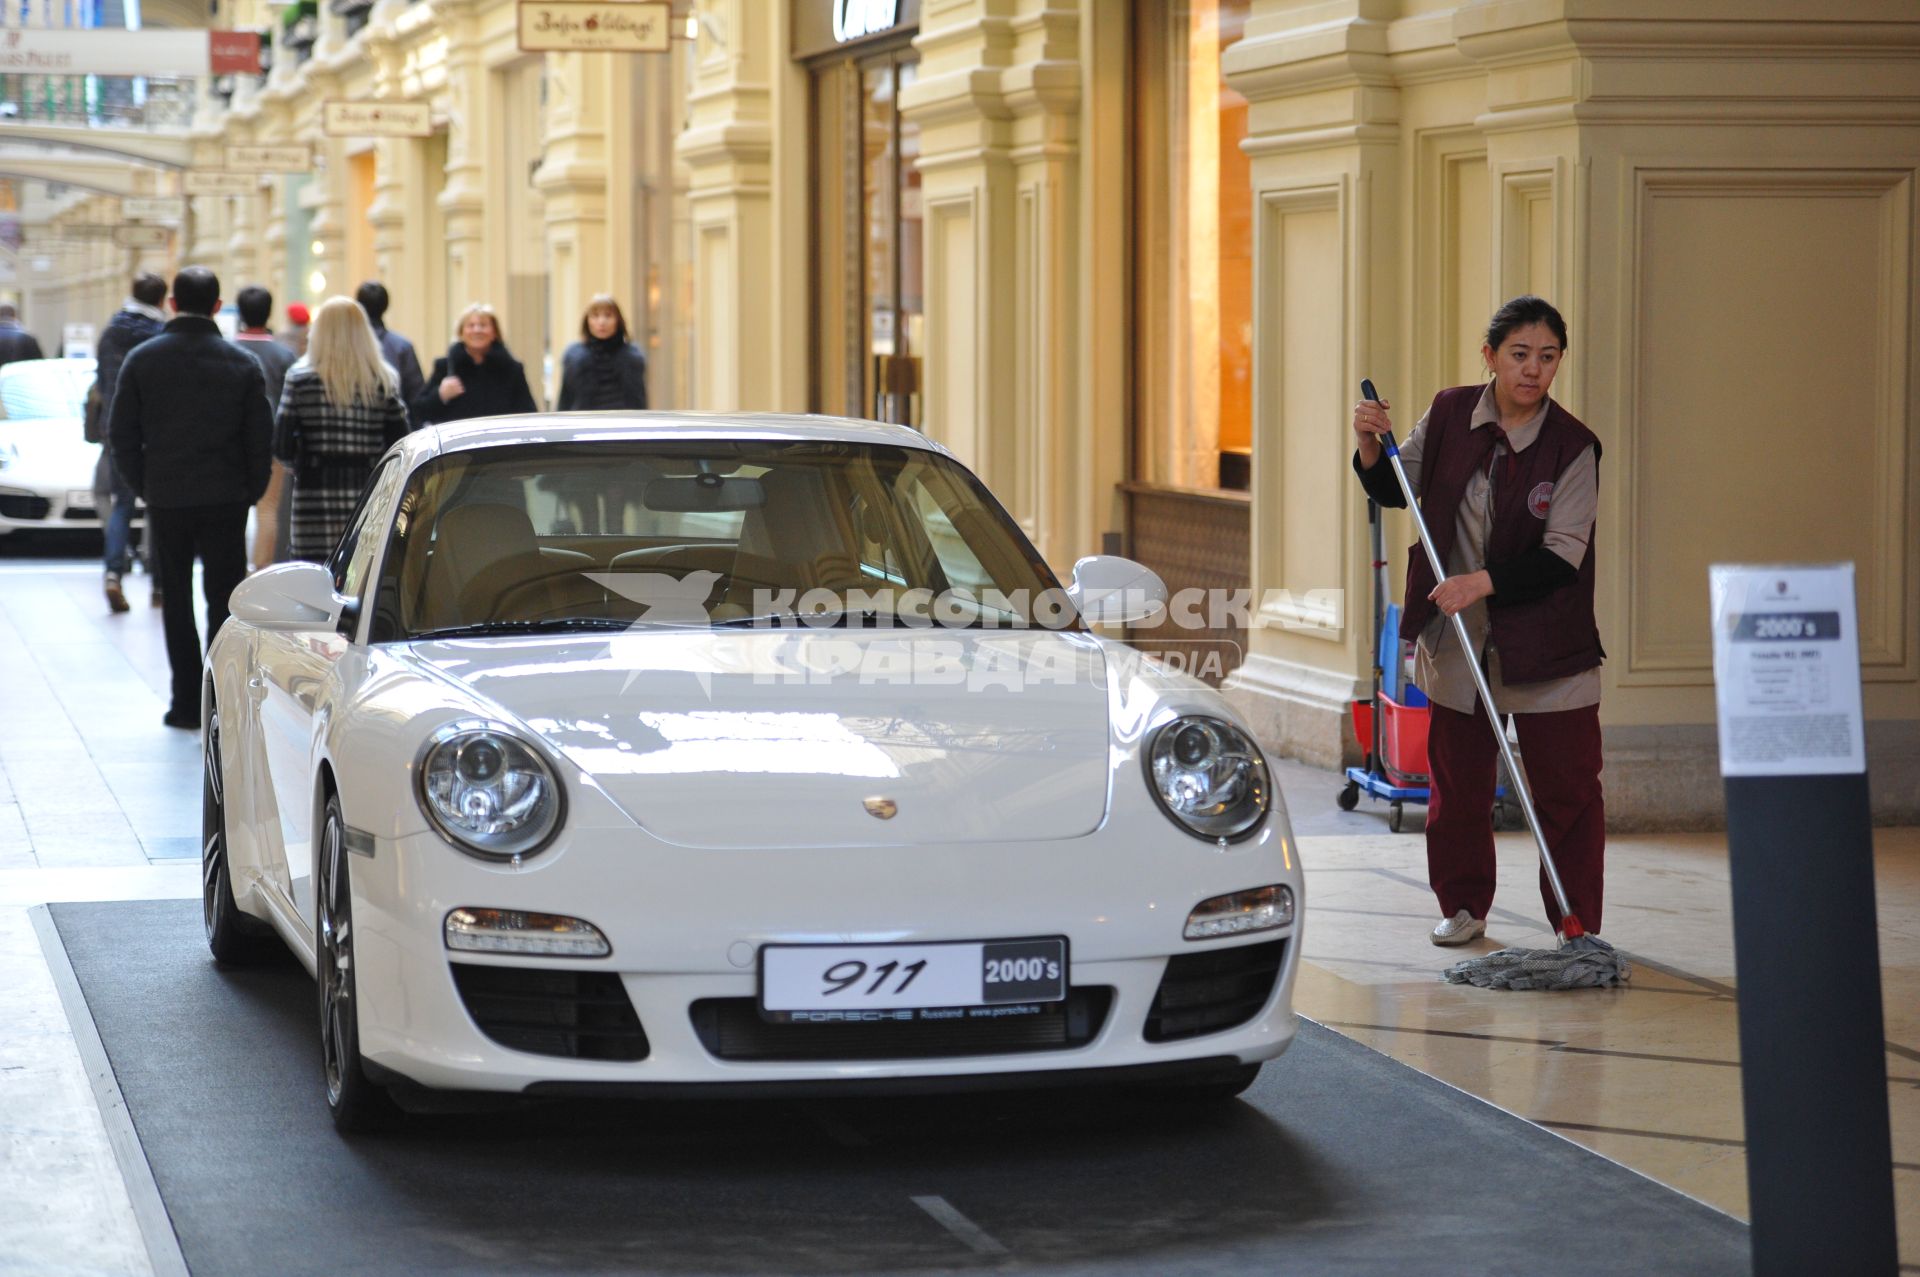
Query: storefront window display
1134 0 1253 492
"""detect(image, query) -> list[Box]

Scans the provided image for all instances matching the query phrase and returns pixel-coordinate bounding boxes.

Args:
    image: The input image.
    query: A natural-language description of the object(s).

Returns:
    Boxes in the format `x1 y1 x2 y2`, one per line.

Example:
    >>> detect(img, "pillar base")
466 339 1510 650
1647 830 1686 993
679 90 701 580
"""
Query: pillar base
1222 652 1361 773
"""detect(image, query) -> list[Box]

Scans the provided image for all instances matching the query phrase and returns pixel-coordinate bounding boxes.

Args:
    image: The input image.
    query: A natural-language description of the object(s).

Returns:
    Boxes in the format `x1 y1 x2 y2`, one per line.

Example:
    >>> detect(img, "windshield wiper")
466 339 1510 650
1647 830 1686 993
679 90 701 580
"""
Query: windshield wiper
409 617 634 641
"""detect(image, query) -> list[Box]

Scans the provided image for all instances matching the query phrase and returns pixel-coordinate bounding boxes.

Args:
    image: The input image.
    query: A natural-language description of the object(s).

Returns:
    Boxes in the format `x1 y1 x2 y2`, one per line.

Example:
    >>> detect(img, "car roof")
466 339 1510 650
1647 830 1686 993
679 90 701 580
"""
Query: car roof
402 411 953 469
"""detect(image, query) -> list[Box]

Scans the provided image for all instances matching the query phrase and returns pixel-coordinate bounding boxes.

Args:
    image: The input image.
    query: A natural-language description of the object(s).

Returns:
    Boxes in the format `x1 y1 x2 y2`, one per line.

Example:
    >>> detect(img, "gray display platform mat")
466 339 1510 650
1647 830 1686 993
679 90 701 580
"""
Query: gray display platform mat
45 899 1748 1276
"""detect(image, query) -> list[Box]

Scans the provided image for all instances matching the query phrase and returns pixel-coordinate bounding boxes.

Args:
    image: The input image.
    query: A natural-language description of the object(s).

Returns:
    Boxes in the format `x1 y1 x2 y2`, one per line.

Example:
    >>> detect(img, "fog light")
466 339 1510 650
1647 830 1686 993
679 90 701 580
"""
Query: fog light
1184 885 1294 940
444 908 611 957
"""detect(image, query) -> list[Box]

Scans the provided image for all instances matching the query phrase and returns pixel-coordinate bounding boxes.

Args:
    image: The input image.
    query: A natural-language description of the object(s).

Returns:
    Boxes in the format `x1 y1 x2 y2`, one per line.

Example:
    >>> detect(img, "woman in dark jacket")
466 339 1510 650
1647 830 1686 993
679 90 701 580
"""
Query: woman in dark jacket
556 294 648 411
411 303 540 425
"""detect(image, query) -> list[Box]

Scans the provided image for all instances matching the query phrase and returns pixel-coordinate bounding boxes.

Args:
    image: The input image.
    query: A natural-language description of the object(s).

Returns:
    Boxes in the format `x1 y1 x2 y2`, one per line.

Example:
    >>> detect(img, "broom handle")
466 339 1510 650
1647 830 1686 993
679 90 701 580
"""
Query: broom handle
1363 382 1574 922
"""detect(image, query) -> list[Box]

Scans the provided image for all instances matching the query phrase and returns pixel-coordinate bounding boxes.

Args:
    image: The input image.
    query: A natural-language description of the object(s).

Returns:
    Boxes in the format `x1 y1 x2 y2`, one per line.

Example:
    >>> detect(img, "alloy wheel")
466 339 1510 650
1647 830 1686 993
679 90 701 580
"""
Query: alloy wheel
318 810 352 1107
201 713 224 942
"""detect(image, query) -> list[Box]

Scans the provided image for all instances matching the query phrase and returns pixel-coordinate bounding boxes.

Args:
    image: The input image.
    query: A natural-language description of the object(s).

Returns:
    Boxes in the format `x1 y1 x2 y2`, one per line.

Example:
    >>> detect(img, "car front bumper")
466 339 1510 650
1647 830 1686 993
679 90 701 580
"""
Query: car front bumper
349 824 1304 1093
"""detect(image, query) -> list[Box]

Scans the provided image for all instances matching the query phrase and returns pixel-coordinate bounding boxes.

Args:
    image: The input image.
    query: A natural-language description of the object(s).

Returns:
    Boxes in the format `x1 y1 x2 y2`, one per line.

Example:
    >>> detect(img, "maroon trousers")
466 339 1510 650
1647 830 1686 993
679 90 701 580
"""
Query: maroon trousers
1426 700 1606 935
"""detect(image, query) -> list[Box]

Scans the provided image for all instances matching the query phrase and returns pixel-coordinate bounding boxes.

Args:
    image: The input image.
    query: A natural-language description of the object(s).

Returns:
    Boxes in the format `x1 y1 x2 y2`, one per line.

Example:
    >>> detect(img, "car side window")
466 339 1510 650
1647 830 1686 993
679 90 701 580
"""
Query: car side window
329 458 401 598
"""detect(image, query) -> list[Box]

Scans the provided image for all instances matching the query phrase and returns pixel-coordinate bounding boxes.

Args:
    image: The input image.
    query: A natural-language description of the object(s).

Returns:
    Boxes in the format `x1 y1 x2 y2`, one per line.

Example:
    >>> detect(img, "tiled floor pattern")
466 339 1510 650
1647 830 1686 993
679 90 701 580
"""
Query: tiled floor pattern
1294 827 1920 1269
0 555 1914 1271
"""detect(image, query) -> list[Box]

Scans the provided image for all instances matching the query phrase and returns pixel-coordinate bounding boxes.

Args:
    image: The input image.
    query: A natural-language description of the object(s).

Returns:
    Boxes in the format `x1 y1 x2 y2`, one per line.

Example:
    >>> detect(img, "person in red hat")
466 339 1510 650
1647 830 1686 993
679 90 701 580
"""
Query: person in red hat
278 301 310 358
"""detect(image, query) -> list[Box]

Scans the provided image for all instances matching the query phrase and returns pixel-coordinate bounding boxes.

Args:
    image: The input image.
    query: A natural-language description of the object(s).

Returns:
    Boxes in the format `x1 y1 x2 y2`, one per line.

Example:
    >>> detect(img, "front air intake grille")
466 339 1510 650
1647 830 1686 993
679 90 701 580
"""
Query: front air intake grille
450 963 649 1061
691 988 1113 1062
1144 938 1286 1043
0 492 51 520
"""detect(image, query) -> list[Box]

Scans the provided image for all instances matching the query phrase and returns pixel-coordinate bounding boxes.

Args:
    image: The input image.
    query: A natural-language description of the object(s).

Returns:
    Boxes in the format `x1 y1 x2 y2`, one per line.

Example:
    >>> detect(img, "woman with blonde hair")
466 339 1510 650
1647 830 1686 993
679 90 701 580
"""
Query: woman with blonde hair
272 296 410 561
411 302 539 426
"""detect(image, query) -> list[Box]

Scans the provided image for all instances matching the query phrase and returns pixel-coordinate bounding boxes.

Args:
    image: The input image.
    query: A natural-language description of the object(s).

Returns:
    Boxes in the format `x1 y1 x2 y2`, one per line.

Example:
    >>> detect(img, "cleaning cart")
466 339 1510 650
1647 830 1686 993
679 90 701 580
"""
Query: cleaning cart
1338 498 1516 833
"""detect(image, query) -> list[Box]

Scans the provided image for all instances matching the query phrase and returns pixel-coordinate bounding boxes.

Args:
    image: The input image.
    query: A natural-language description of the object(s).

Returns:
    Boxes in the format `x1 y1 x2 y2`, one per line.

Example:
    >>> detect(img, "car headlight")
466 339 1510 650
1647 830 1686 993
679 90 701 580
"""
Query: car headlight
417 721 563 859
1145 715 1270 842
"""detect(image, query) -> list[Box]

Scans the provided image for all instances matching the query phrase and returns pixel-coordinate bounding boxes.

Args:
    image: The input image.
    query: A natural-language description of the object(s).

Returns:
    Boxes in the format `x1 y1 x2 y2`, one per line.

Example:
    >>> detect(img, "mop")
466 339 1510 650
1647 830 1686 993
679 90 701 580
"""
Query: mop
1360 379 1628 991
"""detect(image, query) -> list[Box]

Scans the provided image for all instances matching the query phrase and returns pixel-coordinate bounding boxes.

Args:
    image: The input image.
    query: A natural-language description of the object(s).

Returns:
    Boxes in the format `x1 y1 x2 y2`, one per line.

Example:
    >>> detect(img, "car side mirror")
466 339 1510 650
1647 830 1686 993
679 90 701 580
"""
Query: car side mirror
1067 554 1167 627
228 561 348 632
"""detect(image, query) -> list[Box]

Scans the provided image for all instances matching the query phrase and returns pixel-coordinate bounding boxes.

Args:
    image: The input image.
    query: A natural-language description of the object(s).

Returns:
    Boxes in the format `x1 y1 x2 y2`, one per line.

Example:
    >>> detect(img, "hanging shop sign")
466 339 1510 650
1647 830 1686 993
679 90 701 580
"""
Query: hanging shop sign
122 197 186 223
790 0 918 59
113 225 172 249
516 0 671 53
224 145 312 173
184 171 260 196
0 28 258 77
323 100 433 138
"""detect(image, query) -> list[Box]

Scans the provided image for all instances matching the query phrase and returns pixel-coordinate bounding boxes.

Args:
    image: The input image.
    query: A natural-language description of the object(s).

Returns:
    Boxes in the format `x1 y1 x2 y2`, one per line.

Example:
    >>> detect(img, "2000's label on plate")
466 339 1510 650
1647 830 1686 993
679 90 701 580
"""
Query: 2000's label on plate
760 937 1066 1014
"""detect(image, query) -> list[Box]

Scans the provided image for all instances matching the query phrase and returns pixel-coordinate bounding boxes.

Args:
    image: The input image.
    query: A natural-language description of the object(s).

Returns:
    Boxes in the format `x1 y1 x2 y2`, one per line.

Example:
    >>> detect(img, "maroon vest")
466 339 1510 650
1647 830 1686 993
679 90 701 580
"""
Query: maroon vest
1401 385 1605 685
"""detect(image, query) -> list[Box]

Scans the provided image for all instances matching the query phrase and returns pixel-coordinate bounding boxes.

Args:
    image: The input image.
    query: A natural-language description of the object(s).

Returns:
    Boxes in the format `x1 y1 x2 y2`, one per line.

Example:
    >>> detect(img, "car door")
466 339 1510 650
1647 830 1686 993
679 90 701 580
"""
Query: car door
258 459 403 929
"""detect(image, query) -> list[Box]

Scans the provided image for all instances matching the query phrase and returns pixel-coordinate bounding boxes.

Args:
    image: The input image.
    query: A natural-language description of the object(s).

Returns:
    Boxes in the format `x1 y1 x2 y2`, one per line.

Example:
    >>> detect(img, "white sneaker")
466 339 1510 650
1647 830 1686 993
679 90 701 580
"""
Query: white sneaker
1431 909 1486 947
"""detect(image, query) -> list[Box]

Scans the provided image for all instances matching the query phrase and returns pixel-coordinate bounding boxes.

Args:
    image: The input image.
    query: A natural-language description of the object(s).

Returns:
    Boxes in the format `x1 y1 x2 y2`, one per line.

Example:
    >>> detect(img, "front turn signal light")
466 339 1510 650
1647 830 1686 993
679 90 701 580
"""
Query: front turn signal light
444 908 611 957
1184 885 1294 941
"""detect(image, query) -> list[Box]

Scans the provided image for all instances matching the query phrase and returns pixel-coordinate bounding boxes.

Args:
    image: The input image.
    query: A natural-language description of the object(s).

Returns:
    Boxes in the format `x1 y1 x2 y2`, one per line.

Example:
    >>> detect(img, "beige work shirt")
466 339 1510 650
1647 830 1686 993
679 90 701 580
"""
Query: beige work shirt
1392 382 1600 715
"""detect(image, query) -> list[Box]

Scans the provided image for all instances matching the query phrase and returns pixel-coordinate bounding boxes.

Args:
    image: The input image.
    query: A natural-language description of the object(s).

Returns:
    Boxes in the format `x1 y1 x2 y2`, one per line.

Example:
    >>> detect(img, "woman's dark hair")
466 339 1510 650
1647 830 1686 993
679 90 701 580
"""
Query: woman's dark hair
1485 295 1568 352
580 294 628 344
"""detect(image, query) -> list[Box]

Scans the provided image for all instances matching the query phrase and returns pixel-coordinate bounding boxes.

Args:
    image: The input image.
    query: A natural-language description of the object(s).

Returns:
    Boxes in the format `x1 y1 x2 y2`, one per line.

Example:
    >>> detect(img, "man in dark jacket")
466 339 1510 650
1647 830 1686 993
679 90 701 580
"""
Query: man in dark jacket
232 285 301 569
109 267 273 729
0 303 44 366
355 281 425 423
92 272 169 613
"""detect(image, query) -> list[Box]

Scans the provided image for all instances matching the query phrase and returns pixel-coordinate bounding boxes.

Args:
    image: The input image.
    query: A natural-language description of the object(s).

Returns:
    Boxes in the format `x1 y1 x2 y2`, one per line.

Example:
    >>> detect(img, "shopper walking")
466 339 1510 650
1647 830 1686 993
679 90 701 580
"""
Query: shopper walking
556 294 648 411
90 273 168 612
1349 295 1606 945
230 286 300 570
412 303 537 425
274 297 408 562
109 267 273 730
278 301 310 358
354 281 425 421
0 303 44 366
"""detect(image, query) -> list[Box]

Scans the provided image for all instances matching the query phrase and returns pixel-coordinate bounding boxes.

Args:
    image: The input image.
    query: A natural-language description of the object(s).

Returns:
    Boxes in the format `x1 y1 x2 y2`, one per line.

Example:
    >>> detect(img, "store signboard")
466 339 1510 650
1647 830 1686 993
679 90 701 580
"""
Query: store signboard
122 197 186 222
1710 562 1866 777
323 100 433 137
790 0 918 59
113 225 172 249
184 171 260 196
0 28 257 76
516 0 671 52
224 145 312 173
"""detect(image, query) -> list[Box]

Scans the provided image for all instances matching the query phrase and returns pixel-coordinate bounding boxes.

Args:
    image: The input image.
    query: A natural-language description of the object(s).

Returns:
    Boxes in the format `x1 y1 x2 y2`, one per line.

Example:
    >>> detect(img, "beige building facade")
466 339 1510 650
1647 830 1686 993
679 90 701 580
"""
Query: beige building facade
9 0 1916 826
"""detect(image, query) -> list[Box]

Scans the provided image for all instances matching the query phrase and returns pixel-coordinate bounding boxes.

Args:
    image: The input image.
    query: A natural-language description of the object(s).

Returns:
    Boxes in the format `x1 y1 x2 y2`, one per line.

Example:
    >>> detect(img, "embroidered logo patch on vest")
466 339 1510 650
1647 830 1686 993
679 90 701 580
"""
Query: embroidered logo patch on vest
1527 481 1554 519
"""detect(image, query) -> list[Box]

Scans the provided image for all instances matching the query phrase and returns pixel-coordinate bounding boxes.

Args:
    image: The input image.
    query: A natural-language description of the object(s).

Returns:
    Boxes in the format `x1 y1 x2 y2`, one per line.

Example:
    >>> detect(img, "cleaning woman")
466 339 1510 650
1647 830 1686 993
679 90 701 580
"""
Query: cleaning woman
1349 295 1607 949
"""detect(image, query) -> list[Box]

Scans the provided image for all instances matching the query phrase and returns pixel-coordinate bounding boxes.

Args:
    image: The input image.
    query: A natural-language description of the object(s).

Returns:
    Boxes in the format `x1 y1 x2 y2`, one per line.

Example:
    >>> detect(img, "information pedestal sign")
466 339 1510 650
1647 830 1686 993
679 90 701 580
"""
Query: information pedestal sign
1710 563 1895 1275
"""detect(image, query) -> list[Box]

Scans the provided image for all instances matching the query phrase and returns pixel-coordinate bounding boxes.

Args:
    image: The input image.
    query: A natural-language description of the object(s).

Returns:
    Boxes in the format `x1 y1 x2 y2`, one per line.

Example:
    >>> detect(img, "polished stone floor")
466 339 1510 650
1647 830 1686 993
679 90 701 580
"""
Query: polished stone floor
0 548 1913 1273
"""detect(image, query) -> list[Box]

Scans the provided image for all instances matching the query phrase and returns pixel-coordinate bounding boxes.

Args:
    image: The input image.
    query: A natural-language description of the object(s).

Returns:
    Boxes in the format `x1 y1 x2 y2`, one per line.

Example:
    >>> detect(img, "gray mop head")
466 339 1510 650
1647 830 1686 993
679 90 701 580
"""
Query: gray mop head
1442 934 1631 991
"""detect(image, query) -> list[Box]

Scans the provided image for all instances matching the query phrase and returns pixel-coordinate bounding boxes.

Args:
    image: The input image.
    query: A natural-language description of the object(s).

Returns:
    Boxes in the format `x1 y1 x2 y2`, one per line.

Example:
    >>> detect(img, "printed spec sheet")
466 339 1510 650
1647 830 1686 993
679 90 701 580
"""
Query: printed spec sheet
1710 563 1867 777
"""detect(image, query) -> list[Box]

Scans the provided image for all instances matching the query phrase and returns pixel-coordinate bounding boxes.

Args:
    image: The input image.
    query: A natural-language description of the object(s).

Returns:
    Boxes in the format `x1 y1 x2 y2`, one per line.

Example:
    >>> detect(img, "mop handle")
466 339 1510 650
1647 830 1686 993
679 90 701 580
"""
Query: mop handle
1361 380 1575 922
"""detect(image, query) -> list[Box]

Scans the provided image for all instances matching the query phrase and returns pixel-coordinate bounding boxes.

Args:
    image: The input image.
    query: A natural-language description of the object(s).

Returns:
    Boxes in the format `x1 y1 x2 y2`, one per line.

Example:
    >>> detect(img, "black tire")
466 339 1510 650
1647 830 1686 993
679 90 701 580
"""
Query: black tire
1389 801 1405 833
317 792 402 1133
1336 782 1360 812
202 704 277 964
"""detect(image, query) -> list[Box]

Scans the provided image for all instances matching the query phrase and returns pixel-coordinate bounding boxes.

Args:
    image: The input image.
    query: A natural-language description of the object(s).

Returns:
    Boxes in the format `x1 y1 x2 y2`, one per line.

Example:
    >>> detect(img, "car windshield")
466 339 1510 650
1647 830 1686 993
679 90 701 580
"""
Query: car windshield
0 359 94 421
367 439 1067 640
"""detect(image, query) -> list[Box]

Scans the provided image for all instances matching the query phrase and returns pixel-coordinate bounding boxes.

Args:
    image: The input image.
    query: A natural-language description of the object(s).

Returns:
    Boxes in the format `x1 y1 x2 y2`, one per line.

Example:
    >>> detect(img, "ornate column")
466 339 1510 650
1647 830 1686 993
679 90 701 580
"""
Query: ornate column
431 0 490 314
534 51 612 389
1218 0 1402 768
673 0 808 411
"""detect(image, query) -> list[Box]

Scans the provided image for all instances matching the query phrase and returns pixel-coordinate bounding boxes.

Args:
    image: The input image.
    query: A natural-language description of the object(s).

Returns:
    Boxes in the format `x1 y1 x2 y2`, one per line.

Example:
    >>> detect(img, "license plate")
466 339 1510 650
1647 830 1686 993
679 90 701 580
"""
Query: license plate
760 937 1067 1013
67 490 95 511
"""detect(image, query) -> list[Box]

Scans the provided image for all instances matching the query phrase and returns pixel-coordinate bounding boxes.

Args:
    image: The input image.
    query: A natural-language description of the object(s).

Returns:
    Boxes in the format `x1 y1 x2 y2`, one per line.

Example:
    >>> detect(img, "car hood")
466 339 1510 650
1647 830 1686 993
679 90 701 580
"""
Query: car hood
0 420 99 490
403 629 1114 848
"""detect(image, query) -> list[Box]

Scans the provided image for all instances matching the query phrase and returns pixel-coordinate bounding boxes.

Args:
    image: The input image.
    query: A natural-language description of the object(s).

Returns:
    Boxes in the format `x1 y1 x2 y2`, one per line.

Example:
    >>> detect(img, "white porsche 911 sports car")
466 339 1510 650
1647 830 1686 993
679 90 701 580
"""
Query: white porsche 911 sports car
205 413 1302 1130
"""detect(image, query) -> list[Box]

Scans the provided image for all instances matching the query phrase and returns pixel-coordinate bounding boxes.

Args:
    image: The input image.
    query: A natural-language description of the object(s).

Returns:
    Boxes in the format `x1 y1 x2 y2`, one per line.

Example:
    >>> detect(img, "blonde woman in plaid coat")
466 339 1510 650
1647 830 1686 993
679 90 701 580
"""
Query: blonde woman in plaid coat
273 297 410 562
